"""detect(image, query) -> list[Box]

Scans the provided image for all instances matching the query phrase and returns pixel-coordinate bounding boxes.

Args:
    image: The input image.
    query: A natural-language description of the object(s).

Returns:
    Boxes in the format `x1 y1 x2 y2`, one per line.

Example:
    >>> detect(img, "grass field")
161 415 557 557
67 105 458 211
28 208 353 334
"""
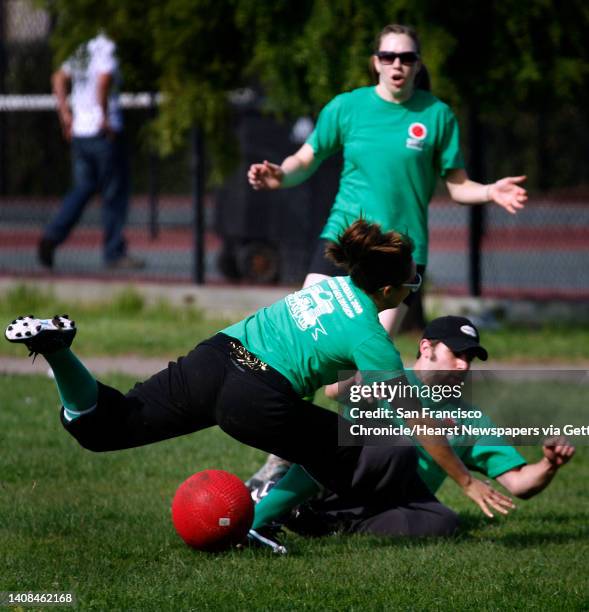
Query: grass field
1 374 588 610
1 284 589 363
1 285 588 609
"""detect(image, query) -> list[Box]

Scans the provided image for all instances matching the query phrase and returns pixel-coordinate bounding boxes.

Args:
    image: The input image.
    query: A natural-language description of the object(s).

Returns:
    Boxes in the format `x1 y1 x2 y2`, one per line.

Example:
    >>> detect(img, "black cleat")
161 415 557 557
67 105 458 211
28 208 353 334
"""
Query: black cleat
5 315 76 356
284 503 339 538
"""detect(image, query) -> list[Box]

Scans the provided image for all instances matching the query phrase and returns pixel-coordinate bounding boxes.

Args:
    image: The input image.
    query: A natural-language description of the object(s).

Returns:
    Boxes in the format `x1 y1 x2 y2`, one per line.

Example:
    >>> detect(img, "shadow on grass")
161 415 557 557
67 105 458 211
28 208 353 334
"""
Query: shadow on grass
449 511 589 547
271 509 589 554
491 528 589 547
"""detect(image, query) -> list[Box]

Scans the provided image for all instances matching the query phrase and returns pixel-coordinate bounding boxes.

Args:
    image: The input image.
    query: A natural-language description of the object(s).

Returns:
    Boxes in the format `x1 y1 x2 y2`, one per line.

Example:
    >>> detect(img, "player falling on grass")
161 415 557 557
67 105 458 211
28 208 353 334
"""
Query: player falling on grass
250 316 575 542
247 22 528 485
6 220 513 554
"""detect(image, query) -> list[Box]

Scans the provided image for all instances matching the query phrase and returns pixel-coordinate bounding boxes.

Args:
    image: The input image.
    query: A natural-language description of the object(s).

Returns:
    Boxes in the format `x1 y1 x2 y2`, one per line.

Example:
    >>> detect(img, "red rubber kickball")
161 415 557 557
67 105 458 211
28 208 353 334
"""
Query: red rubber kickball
171 469 254 552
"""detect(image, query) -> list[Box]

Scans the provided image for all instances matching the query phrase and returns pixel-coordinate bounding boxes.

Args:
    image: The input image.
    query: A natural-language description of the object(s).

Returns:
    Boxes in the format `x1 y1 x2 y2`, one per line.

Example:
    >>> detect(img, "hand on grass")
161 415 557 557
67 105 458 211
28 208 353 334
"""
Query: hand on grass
462 477 515 518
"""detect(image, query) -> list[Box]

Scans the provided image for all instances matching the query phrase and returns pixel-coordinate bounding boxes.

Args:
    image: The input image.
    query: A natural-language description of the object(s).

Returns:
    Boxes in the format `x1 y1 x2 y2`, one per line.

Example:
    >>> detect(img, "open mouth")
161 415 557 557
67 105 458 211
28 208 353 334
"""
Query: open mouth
391 73 405 86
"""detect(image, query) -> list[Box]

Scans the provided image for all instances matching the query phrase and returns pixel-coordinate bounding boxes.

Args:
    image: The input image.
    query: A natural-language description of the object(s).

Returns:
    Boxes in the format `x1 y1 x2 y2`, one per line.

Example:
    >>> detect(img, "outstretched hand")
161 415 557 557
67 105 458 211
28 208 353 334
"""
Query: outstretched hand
488 175 527 214
543 436 575 467
248 160 284 190
462 477 515 518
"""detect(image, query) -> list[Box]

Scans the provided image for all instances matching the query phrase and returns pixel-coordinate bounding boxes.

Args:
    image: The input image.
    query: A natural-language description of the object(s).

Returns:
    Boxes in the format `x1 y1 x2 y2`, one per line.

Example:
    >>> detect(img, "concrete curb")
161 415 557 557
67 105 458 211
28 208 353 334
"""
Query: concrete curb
0 356 170 378
0 277 294 320
1 277 589 324
1 355 586 379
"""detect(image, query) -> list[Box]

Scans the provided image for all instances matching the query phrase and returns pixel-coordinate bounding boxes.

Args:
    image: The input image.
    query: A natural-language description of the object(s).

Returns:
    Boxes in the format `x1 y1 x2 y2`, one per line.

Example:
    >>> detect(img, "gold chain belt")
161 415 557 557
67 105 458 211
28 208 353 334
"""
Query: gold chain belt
228 341 269 372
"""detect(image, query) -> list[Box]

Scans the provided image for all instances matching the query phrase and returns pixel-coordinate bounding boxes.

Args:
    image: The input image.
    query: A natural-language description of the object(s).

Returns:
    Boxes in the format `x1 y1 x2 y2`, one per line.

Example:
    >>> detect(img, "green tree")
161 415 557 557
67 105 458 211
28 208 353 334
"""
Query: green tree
45 0 247 180
43 0 589 185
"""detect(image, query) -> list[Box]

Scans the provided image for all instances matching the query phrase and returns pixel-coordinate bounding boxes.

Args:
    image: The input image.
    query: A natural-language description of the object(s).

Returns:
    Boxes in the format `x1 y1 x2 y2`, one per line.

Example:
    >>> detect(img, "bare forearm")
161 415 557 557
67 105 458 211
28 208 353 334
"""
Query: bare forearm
497 459 557 499
405 413 514 517
408 417 471 487
97 82 109 118
419 437 471 487
445 168 527 213
280 154 320 188
446 178 490 204
98 88 108 118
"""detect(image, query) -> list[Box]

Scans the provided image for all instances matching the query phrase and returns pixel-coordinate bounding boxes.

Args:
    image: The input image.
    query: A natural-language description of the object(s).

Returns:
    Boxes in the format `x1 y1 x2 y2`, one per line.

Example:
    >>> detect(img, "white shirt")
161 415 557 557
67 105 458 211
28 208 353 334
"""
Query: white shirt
62 34 123 137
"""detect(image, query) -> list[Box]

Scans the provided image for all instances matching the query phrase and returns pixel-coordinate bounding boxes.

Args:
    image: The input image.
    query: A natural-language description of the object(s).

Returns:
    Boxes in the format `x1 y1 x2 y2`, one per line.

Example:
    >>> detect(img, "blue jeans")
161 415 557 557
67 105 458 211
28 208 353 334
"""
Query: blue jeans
44 133 129 263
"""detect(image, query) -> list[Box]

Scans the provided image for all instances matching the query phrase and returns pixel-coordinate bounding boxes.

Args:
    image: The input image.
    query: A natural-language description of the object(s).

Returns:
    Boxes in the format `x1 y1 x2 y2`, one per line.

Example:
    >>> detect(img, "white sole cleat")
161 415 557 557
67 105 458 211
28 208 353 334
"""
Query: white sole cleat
5 315 77 355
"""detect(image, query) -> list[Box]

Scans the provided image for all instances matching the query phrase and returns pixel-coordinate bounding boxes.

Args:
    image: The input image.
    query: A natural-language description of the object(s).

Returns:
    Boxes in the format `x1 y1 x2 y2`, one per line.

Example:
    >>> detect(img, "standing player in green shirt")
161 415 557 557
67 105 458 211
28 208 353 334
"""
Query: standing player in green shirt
6 221 513 553
248 22 527 486
248 23 527 334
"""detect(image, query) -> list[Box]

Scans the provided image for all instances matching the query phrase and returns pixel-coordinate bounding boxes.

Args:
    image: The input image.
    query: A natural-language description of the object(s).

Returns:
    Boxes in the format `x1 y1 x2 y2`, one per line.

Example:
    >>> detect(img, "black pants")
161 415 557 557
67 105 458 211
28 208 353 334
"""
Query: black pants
63 333 409 501
298 444 459 538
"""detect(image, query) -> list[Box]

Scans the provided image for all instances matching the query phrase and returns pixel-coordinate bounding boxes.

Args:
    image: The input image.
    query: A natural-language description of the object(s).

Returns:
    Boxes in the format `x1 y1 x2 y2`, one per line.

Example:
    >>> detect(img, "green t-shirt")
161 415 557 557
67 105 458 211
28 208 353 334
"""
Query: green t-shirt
416 417 528 494
222 276 404 397
307 87 464 265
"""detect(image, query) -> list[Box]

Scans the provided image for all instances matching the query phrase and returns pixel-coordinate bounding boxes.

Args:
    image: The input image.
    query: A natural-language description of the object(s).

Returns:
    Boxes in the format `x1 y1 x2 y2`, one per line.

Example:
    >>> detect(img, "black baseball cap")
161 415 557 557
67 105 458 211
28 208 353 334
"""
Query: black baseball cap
421 316 488 361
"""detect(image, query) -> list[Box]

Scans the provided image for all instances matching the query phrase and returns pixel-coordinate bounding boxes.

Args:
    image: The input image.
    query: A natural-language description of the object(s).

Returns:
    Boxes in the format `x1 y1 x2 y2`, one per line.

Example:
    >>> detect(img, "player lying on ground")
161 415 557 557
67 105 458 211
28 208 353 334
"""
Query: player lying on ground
5 220 513 554
250 316 575 541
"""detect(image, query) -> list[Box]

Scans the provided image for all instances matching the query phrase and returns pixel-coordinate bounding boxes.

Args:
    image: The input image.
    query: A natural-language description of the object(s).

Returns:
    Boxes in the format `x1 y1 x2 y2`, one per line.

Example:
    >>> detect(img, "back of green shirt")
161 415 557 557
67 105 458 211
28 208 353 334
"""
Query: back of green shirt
308 87 464 265
222 276 404 397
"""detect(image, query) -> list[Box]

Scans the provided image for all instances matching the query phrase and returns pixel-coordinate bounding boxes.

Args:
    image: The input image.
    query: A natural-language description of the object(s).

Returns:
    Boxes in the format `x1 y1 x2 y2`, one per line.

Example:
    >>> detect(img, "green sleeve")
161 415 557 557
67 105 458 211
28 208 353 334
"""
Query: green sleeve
459 410 527 478
463 443 527 479
437 106 465 177
306 95 345 162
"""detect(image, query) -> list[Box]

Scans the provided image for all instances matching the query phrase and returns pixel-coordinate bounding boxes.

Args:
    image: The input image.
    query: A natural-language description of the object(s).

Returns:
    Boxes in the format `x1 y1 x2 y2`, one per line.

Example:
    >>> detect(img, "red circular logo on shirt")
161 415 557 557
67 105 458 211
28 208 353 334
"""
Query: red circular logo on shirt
408 122 427 140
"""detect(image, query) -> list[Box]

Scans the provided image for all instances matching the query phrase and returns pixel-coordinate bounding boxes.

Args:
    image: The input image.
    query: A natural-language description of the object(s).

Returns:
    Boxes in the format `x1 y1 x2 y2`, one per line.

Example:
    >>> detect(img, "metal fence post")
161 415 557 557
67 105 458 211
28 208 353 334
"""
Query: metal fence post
0 0 6 196
148 93 159 240
191 126 205 284
467 105 486 297
468 207 484 296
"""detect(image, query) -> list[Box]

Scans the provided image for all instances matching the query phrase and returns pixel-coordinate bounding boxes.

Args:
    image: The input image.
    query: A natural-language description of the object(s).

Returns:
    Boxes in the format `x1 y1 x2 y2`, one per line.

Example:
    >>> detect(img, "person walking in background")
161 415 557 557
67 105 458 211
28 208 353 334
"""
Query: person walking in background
39 32 143 270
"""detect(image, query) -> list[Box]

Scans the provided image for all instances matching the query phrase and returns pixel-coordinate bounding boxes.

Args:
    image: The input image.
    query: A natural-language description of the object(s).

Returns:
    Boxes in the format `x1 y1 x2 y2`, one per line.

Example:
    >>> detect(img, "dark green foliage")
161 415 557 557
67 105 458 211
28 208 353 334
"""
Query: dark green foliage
32 1 589 187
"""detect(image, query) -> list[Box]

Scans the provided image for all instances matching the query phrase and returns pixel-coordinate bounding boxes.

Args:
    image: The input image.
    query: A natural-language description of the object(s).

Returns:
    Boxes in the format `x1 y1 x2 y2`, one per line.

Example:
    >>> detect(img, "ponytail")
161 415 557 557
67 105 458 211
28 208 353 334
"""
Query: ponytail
326 220 414 293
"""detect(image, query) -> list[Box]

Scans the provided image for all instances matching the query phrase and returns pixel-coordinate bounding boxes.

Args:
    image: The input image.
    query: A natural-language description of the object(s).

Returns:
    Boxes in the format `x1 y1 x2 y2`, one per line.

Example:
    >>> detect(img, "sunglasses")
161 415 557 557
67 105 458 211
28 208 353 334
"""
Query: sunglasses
375 51 420 66
402 272 422 293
